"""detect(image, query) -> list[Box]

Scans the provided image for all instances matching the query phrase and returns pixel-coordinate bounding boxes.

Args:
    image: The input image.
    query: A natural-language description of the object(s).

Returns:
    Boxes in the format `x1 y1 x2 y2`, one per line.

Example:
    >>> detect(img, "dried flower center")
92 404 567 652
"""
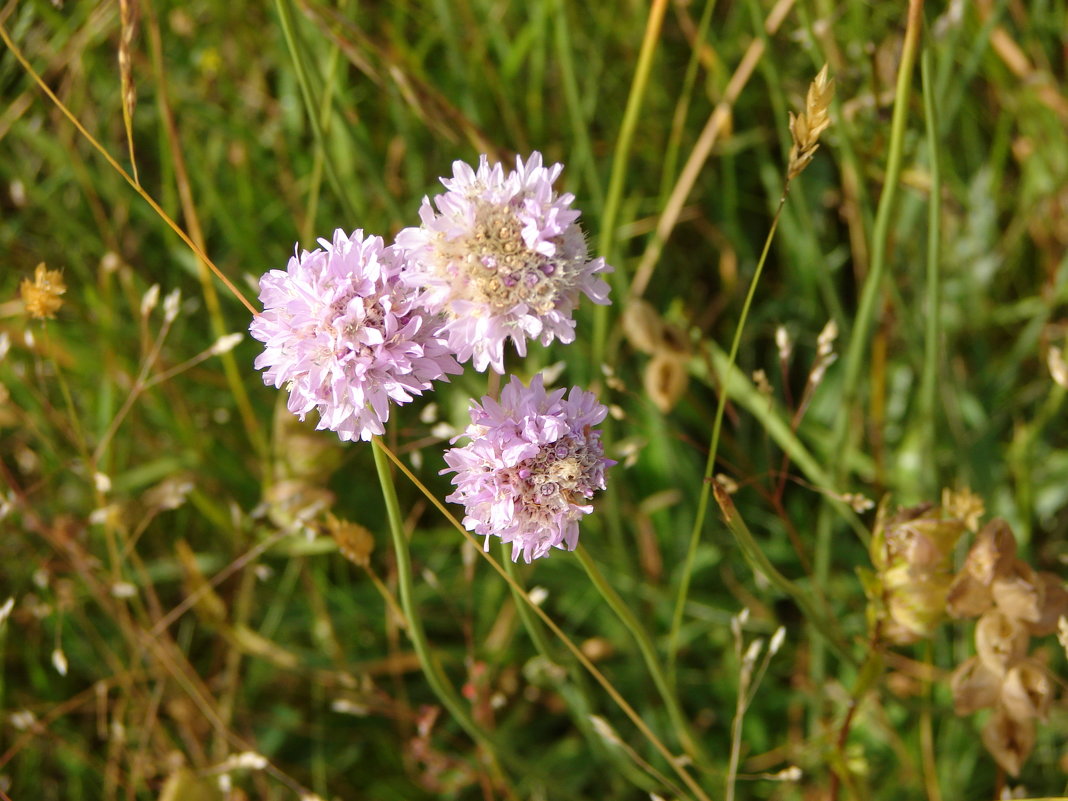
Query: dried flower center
434 202 567 315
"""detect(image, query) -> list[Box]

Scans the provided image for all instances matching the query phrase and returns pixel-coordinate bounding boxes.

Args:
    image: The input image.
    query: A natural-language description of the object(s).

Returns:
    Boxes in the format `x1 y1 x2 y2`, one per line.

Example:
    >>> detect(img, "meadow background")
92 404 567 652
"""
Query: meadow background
2 0 1068 799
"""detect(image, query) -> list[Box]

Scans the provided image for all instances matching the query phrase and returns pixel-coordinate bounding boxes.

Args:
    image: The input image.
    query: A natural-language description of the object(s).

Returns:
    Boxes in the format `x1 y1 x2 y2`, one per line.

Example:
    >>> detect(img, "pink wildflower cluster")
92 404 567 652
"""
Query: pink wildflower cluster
443 375 613 562
250 154 613 558
395 152 612 373
250 229 460 441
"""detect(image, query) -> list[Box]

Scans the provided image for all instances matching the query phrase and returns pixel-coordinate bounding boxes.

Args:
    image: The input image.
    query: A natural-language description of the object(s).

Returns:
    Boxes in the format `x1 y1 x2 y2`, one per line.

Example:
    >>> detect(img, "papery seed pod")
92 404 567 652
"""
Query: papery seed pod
644 352 688 413
869 502 966 643
659 322 692 357
325 514 374 568
975 610 1030 676
1001 660 1052 722
992 560 1044 623
964 518 1017 585
981 705 1036 777
884 573 954 644
946 571 994 619
950 656 1001 715
1027 573 1068 637
621 298 664 355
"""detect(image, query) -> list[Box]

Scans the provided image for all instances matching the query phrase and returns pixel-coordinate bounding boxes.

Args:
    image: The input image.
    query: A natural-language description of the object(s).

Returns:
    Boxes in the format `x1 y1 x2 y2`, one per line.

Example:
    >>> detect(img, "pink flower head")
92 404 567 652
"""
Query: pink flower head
250 229 461 441
395 152 612 373
443 374 614 562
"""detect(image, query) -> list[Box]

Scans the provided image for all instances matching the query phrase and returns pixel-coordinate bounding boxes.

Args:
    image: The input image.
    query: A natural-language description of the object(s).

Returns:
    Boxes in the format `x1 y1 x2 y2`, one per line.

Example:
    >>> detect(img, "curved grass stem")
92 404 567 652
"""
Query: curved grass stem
667 190 789 678
575 547 712 770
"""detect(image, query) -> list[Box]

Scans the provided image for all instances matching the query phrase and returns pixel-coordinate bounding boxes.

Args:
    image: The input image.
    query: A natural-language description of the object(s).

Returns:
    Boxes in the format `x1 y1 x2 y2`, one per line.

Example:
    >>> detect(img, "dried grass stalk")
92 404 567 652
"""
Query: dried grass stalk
119 0 140 182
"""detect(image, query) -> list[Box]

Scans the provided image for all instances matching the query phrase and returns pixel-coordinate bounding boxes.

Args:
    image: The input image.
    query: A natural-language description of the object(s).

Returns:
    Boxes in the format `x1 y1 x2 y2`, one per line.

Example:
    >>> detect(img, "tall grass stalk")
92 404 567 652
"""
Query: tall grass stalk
668 184 791 676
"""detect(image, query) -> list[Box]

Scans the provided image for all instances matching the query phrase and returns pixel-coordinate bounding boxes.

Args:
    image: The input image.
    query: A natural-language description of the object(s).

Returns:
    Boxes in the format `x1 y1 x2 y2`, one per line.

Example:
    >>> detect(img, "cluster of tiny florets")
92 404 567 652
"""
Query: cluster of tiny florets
250 229 460 442
442 375 613 563
395 152 611 373
250 154 613 560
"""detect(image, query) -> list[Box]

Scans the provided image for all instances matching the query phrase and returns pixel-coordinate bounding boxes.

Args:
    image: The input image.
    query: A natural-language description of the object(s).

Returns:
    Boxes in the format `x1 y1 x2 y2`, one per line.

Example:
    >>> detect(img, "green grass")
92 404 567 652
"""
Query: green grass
2 0 1068 799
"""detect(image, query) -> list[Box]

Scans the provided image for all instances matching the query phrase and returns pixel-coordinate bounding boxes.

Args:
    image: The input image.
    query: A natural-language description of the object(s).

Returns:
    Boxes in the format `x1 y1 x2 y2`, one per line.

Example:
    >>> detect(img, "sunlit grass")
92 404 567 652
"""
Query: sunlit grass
2 1 1068 799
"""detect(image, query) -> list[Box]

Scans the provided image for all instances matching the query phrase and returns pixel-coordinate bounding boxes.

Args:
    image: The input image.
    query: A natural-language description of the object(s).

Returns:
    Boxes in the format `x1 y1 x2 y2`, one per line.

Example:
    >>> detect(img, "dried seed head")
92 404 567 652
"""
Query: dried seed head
991 560 1043 623
946 571 994 619
621 298 664 354
964 518 1018 586
981 705 1035 777
20 263 66 320
787 64 835 180
325 514 374 568
950 655 1001 715
1001 660 1052 722
869 503 966 643
975 610 1029 676
644 352 688 413
1027 573 1068 636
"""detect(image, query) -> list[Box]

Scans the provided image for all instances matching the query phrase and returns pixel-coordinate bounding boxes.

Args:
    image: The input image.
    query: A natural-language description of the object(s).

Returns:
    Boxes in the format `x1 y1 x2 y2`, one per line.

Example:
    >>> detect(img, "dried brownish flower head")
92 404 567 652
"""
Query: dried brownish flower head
20 263 66 320
325 514 374 568
982 705 1036 777
787 64 835 180
866 501 966 644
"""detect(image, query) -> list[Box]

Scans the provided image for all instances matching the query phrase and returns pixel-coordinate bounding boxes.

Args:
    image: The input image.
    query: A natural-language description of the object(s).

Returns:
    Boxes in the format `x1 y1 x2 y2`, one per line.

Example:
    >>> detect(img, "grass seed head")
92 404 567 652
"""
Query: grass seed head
787 64 835 180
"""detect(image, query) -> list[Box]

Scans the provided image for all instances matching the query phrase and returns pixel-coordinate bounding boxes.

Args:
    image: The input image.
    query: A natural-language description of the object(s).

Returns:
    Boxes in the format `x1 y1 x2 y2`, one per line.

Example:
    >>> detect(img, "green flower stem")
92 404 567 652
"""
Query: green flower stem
501 549 661 793
574 546 711 770
668 190 788 678
375 439 713 801
369 438 495 753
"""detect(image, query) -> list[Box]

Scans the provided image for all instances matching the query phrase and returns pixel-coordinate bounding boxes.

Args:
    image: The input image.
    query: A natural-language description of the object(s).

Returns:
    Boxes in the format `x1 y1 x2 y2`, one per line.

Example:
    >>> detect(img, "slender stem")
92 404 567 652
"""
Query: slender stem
0 23 257 316
369 439 491 751
274 0 361 223
712 486 855 666
574 547 711 770
592 0 670 371
668 191 788 676
920 48 942 494
833 0 925 473
919 641 943 801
